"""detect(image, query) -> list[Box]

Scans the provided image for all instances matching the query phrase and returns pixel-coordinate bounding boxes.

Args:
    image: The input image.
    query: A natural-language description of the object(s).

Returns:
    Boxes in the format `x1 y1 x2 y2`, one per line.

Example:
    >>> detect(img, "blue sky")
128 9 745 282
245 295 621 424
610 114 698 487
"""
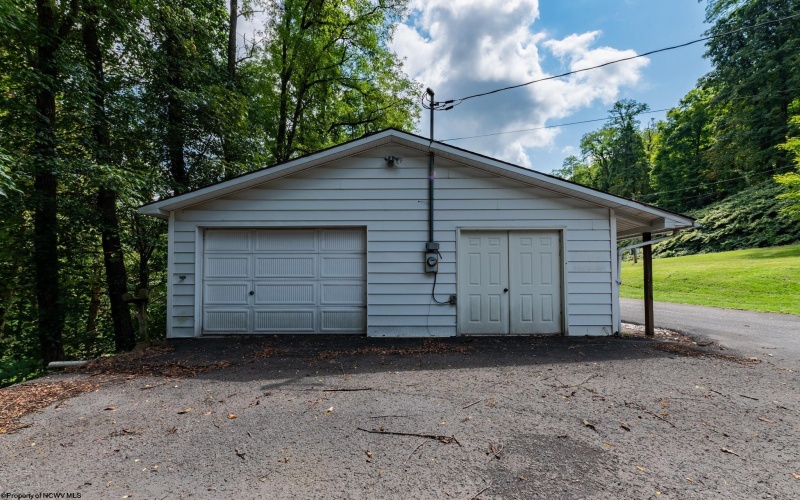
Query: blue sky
392 0 714 172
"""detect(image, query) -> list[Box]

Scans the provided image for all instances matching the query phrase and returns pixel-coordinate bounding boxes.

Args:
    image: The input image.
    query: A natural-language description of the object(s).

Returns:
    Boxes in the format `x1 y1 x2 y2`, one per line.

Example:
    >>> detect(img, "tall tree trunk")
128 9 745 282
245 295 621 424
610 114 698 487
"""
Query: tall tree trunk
228 0 237 82
164 27 188 192
221 0 239 166
274 12 292 163
82 7 137 352
137 242 154 294
32 0 73 363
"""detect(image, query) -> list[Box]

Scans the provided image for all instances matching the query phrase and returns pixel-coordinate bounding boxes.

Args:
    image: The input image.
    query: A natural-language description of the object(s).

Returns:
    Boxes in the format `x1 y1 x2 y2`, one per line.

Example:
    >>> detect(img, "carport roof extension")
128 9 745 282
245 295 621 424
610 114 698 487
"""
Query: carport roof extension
138 128 697 239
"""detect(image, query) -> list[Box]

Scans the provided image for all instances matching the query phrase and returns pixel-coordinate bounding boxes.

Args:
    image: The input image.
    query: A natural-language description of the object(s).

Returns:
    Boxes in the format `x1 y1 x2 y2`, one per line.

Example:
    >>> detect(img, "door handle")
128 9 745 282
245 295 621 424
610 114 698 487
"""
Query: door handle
249 290 255 296
503 288 508 293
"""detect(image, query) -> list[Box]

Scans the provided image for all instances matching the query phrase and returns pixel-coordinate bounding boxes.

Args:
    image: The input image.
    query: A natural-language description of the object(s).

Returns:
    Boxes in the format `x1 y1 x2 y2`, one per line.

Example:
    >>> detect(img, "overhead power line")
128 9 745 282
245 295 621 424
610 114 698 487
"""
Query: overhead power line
424 11 800 110
440 87 800 143
440 108 671 142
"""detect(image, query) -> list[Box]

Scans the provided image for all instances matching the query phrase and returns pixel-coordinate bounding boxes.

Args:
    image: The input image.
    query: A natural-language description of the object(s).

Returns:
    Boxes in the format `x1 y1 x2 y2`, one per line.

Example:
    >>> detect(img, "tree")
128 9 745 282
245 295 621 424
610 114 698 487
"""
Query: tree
0 150 16 198
261 0 419 163
607 99 650 199
81 0 137 351
579 127 615 192
567 100 652 199
552 155 594 186
703 0 800 180
29 0 81 363
775 102 800 218
649 87 719 212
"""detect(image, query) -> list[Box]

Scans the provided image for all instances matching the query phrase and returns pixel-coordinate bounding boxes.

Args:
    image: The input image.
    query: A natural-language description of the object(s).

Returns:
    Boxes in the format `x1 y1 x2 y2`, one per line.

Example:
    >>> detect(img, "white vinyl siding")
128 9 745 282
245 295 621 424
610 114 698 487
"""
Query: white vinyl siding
167 152 614 337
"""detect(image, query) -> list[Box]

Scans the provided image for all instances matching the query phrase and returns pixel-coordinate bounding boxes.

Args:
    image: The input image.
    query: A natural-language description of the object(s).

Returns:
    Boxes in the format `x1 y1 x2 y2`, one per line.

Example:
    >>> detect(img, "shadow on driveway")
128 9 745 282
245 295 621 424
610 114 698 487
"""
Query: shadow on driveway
151 335 666 389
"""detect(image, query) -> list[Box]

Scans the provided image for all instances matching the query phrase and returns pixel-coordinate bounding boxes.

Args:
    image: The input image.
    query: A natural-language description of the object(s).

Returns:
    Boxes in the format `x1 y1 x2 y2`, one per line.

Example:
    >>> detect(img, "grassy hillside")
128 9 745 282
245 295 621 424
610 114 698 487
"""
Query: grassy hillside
654 181 800 258
620 244 800 315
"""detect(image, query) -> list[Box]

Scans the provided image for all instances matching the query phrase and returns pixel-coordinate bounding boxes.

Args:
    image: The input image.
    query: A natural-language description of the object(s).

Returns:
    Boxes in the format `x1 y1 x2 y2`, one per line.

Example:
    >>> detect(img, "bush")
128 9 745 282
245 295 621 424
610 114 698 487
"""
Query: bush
0 356 44 388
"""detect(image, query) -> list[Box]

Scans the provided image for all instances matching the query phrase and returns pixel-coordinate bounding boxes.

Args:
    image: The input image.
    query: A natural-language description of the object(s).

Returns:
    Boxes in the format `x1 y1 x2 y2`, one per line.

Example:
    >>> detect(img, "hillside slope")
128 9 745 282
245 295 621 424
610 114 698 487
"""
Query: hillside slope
653 181 800 257
620 244 800 315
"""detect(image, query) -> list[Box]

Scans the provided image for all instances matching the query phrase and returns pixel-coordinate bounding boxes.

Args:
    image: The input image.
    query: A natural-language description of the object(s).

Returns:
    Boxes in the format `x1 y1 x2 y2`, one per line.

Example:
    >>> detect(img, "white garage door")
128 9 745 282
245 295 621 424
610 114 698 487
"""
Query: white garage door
202 228 366 334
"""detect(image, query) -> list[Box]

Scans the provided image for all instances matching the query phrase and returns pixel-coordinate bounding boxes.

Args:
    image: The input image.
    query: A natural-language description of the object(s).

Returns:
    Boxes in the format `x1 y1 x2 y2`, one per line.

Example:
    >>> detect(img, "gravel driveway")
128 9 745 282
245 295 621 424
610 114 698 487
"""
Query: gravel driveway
1 335 799 499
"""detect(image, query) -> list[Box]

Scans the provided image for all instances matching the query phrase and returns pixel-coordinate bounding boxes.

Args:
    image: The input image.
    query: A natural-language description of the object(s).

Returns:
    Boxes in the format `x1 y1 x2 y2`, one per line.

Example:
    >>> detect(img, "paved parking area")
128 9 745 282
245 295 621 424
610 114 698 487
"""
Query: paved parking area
1 335 798 499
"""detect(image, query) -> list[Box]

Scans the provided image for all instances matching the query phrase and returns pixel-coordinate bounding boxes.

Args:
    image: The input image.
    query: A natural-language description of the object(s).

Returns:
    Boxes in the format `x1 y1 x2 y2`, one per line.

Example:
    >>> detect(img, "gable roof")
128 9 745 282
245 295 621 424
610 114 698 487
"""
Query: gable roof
139 128 697 239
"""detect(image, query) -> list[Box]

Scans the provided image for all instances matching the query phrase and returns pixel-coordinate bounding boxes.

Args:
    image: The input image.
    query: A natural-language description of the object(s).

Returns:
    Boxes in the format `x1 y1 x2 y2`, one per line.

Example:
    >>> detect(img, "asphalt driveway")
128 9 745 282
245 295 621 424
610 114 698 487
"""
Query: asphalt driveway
621 298 800 363
1 335 799 499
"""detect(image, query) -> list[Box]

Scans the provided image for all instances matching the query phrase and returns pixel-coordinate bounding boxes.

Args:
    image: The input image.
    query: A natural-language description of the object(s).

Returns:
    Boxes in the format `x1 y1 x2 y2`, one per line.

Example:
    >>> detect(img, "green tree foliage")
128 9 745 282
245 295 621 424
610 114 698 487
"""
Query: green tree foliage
648 87 718 212
606 99 651 198
775 107 800 218
551 155 594 186
0 0 418 385
703 0 800 180
561 1 800 243
259 0 420 163
556 99 652 200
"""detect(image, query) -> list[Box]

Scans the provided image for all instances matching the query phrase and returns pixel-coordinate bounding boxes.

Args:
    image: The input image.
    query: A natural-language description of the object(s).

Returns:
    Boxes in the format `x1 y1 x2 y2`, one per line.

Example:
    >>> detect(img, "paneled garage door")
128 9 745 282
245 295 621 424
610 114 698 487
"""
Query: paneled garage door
458 230 562 335
202 228 366 334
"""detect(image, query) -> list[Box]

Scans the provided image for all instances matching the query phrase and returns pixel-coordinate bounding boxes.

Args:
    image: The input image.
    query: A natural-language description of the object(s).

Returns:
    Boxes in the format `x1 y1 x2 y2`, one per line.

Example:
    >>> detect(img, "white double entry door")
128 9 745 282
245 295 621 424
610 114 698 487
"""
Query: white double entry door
458 230 562 335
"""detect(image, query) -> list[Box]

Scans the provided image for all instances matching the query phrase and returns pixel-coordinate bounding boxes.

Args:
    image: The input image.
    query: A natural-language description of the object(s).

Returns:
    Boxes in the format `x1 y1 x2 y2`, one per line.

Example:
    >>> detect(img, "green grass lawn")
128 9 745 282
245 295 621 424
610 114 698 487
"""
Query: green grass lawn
619 244 800 316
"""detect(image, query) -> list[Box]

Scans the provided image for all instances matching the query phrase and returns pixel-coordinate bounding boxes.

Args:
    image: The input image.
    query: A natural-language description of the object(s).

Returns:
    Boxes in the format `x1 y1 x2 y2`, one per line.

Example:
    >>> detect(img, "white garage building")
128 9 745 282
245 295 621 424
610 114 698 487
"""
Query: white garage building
139 129 695 338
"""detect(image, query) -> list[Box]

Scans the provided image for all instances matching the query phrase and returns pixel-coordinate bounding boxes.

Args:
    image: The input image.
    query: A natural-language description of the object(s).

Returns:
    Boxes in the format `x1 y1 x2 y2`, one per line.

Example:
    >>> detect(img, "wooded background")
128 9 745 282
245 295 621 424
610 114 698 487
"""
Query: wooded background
1 0 798 385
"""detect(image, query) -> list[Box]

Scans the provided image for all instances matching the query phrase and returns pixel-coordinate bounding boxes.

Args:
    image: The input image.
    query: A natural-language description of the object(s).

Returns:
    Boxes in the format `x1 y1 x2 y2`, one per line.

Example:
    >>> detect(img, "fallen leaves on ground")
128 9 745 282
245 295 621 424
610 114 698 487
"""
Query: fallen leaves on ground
652 342 760 364
227 413 237 419
0 344 234 433
0 380 99 434
621 323 698 344
316 340 472 360
68 343 230 378
253 347 276 359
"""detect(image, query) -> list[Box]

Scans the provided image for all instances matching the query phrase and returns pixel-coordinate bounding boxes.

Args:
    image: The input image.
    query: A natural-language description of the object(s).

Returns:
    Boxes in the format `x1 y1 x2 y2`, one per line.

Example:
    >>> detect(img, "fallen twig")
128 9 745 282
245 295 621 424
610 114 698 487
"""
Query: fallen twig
0 395 25 414
405 441 426 463
462 399 482 409
322 387 372 392
709 389 724 395
140 381 170 391
740 394 759 401
624 401 677 428
470 484 492 500
574 374 599 388
356 427 462 446
368 415 414 419
720 447 741 458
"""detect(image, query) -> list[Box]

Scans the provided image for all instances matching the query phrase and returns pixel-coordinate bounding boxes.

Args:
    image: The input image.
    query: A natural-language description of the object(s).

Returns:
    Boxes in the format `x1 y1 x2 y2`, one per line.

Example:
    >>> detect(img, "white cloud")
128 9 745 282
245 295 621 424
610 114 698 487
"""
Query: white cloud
390 0 649 169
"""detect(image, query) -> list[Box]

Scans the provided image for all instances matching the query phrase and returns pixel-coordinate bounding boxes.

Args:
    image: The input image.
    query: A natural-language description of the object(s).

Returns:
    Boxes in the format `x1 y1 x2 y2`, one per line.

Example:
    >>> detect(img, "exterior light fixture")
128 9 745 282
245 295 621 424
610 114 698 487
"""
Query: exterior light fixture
384 155 402 167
